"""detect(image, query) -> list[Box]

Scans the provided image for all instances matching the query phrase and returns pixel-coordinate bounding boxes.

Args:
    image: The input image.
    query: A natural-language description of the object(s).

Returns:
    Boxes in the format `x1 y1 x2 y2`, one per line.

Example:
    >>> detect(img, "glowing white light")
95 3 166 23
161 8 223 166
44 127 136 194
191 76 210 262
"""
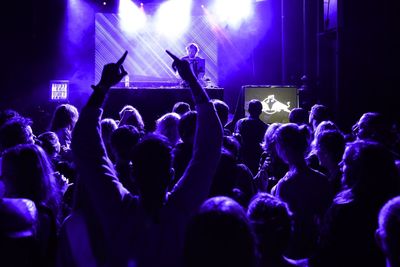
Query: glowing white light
119 0 147 34
155 0 192 38
210 0 253 29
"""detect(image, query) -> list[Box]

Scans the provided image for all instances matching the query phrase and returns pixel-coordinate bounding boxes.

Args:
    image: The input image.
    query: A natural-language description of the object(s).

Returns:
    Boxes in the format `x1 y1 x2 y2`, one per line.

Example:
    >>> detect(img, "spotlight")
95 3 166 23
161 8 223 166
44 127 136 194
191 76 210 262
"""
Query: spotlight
103 1 107 5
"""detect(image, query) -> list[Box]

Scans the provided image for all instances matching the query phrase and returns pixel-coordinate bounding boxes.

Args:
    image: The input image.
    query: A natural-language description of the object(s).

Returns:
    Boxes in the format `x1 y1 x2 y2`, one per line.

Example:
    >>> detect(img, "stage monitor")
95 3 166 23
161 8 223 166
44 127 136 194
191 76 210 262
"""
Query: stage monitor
243 85 298 124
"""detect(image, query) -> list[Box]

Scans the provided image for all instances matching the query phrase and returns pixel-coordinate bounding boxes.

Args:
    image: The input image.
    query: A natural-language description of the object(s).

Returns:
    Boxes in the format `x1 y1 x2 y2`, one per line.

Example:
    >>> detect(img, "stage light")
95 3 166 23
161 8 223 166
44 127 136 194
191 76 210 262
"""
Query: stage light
210 0 254 29
155 0 192 38
103 1 107 5
119 0 147 34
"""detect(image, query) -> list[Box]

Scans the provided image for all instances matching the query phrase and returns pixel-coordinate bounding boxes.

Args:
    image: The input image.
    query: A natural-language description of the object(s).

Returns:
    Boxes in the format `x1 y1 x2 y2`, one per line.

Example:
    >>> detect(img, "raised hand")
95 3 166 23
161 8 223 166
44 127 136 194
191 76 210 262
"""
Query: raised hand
166 50 197 83
93 51 128 92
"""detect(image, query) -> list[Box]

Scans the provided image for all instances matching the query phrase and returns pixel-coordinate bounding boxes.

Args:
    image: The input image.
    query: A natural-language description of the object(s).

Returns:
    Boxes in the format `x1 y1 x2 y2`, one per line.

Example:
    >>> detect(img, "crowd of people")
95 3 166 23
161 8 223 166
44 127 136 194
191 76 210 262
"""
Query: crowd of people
1 50 400 267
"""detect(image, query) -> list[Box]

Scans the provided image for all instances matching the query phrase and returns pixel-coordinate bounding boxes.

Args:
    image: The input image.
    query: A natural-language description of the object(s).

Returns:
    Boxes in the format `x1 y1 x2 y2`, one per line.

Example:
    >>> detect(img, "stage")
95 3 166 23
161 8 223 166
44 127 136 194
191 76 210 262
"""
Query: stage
103 87 224 131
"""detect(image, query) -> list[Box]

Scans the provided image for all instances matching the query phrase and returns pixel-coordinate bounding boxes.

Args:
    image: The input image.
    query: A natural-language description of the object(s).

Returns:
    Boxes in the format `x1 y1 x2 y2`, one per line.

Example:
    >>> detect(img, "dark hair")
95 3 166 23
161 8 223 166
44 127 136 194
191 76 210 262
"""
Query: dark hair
178 111 197 143
184 196 256 267
130 134 172 216
275 123 310 160
111 125 140 160
36 131 60 157
172 102 191 116
1 144 61 224
0 116 33 152
247 193 293 255
289 107 309 125
338 140 400 205
248 99 263 117
211 99 229 126
316 130 346 164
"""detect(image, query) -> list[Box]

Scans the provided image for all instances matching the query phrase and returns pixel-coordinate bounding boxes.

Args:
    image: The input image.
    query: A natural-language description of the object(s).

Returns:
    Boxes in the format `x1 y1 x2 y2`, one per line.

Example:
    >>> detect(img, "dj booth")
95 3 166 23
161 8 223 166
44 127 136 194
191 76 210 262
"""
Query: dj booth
103 87 224 131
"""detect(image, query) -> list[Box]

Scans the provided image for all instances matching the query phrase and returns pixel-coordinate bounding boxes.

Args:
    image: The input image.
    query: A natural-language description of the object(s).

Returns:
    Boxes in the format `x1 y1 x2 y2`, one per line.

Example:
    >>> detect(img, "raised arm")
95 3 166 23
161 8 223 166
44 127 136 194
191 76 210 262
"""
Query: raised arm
71 51 131 225
166 50 223 213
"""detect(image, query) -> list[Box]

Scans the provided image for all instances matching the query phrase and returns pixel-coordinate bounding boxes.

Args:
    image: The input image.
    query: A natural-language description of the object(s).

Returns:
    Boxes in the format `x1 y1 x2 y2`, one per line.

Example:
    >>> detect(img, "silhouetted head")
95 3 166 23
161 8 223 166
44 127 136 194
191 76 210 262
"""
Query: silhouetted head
118 105 145 133
101 118 118 143
155 112 181 146
111 125 140 161
376 196 400 267
353 112 394 147
339 140 400 204
309 104 330 131
184 196 256 267
223 135 241 161
316 130 346 169
36 131 61 158
178 111 197 144
211 99 229 127
0 116 35 153
1 144 60 219
247 193 293 258
248 99 263 118
289 107 309 126
261 122 281 152
50 104 79 132
130 134 173 214
172 101 191 117
275 123 310 165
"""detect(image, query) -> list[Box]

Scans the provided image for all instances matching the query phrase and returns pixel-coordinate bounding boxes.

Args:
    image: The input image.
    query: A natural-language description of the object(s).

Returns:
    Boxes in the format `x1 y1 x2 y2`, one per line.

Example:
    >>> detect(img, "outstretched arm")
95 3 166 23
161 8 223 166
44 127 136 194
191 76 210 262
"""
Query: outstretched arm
166 50 223 213
71 51 131 228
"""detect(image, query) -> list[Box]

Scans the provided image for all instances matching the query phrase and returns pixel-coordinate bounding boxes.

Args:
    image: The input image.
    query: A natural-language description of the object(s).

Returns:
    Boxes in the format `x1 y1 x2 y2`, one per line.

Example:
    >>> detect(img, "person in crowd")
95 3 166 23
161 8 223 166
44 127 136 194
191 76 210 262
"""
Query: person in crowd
271 123 332 259
352 112 398 156
248 193 307 267
49 104 79 151
118 104 145 136
306 120 340 172
1 144 62 266
184 196 256 267
67 50 222 266
0 197 41 267
0 116 35 153
110 125 141 194
289 107 309 126
154 112 181 147
315 130 346 195
234 99 268 175
172 101 191 117
309 140 400 267
308 104 331 134
180 43 205 86
172 110 197 183
100 118 118 163
211 99 231 135
376 196 400 267
254 123 287 193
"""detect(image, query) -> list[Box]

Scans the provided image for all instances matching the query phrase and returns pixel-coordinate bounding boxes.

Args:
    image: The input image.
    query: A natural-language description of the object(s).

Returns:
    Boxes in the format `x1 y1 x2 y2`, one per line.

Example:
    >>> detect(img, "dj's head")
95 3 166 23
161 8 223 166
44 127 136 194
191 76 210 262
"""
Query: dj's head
186 43 199 59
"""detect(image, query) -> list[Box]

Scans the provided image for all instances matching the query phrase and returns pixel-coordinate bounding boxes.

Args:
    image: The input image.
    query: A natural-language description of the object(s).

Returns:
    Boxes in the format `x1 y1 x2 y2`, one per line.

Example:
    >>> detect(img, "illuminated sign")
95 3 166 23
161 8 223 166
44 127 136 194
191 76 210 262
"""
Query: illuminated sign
50 80 69 101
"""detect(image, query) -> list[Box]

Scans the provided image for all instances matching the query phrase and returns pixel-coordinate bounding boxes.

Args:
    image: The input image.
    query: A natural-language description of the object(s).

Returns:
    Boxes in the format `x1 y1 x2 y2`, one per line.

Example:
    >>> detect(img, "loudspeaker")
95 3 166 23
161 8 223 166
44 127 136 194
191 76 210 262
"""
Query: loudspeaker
243 85 298 124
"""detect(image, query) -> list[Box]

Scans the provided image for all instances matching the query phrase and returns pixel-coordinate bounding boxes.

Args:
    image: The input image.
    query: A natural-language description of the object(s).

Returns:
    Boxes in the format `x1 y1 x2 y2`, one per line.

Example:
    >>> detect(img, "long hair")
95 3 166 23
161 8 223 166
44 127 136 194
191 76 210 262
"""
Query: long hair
1 144 62 225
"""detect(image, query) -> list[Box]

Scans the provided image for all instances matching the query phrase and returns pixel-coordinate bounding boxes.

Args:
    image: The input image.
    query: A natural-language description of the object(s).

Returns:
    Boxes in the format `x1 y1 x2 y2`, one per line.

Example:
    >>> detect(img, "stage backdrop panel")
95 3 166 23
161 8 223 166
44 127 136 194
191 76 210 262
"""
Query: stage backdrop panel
103 87 224 132
241 85 298 124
